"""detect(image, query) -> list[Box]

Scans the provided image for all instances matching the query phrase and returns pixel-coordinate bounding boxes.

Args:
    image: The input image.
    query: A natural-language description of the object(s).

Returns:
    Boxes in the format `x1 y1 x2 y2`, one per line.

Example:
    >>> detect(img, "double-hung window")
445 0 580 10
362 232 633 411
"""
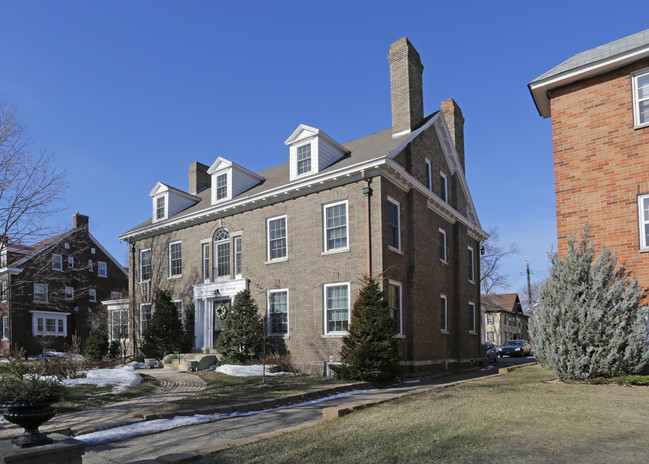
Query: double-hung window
439 228 447 262
324 201 348 252
633 69 649 128
440 295 448 332
174 300 183 321
234 236 242 277
387 198 401 251
34 283 48 303
202 244 210 282
156 196 166 220
468 246 475 283
389 281 402 335
110 308 129 340
140 249 152 281
214 229 230 279
268 289 288 335
140 303 152 335
1 281 7 301
65 286 74 300
32 311 67 336
297 143 311 175
169 241 182 277
111 291 122 300
0 249 6 267
267 216 287 261
2 316 8 339
68 256 74 269
324 283 350 334
487 313 494 325
469 302 476 333
216 174 228 200
98 261 107 277
52 254 63 271
425 159 432 191
89 289 97 302
440 172 448 203
637 194 649 251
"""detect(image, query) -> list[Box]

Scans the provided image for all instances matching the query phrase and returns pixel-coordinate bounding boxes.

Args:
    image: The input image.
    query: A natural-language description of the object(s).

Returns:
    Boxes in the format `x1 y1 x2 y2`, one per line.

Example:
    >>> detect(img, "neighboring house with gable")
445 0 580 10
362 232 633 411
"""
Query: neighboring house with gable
482 293 529 345
0 213 128 355
119 37 487 376
529 29 649 289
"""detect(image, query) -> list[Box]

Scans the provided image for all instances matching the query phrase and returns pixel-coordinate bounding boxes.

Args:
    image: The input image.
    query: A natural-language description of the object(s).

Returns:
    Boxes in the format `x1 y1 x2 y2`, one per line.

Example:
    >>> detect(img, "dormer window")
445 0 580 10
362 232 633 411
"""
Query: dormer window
297 144 312 175
156 196 166 220
149 182 199 223
207 157 264 206
216 174 228 200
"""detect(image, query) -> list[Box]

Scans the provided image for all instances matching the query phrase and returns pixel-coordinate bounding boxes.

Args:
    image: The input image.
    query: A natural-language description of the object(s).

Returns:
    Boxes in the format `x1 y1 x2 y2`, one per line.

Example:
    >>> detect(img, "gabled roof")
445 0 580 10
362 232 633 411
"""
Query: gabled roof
529 28 649 118
482 293 526 316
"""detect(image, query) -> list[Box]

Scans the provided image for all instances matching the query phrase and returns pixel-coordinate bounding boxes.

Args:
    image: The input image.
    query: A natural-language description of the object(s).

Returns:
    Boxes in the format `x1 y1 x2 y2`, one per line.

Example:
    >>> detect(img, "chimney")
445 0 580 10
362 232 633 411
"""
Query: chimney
388 37 424 138
73 213 89 230
440 98 465 172
189 162 210 194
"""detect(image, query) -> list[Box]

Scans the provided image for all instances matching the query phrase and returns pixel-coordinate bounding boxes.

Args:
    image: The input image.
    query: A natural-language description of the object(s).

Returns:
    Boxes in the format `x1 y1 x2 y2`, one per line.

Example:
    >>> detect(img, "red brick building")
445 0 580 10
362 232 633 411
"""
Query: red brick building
529 29 649 288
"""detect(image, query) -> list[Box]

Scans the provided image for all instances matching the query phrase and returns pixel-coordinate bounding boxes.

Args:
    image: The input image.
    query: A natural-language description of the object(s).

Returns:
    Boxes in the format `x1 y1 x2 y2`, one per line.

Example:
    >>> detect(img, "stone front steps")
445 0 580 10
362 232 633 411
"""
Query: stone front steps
160 353 218 371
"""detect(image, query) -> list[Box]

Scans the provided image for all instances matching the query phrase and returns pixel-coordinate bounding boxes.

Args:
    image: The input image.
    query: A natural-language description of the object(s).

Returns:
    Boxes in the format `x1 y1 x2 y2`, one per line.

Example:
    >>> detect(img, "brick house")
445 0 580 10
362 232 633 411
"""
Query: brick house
0 213 128 355
481 293 529 345
119 37 487 376
529 29 649 289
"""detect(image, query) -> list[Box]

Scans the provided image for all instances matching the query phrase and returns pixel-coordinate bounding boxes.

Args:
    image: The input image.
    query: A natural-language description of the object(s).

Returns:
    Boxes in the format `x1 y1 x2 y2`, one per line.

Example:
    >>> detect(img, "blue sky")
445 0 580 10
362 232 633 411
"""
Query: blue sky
1 1 646 293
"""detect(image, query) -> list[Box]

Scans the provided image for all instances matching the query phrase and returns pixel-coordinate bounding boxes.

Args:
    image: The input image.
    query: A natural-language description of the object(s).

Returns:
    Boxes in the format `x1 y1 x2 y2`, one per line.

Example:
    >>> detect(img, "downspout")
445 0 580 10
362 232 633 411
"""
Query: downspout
128 239 138 356
361 171 373 276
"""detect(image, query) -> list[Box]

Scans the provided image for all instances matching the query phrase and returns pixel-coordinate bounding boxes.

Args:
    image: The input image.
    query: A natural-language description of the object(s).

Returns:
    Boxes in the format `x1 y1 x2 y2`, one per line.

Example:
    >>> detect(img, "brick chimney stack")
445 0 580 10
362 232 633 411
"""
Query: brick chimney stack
73 213 89 230
440 98 465 172
388 37 424 138
189 162 210 194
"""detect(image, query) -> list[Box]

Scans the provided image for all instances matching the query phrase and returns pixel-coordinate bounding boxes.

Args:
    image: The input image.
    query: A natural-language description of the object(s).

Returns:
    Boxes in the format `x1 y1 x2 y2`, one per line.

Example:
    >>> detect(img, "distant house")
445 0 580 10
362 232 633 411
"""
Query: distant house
118 38 487 376
0 213 128 355
482 293 529 345
529 29 649 289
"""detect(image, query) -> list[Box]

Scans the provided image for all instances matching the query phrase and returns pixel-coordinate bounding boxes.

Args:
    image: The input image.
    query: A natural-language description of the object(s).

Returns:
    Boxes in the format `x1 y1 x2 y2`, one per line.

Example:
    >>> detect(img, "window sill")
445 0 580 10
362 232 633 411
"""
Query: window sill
168 275 183 280
321 333 347 338
269 334 289 339
441 330 449 334
321 248 350 256
139 280 151 284
440 259 448 265
388 246 404 255
266 257 288 265
393 334 405 339
633 122 649 130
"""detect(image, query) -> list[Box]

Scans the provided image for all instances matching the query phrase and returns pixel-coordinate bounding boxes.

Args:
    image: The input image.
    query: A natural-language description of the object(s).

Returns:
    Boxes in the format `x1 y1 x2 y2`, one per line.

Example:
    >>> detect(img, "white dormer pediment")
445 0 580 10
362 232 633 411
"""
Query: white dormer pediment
284 124 350 182
149 182 200 223
207 157 265 205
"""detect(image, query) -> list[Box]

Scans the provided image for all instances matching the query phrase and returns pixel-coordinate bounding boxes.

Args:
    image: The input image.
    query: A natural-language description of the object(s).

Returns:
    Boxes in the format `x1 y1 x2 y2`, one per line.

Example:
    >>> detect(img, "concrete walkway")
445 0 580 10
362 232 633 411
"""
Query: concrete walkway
0 369 207 439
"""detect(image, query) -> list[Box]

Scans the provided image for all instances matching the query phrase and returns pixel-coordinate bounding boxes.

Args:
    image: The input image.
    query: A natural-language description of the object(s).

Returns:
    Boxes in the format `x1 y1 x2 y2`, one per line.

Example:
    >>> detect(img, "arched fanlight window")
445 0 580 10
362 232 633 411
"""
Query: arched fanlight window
214 229 230 279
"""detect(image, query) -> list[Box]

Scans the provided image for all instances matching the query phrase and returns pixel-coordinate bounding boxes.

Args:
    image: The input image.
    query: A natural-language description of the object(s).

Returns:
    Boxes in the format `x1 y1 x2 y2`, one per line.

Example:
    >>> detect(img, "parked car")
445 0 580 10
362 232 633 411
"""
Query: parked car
485 342 499 362
498 340 532 357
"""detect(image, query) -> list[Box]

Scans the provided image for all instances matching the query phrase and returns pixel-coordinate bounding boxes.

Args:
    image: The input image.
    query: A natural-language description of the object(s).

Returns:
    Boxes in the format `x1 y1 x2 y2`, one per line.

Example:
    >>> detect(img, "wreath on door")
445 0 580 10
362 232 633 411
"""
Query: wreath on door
215 304 229 320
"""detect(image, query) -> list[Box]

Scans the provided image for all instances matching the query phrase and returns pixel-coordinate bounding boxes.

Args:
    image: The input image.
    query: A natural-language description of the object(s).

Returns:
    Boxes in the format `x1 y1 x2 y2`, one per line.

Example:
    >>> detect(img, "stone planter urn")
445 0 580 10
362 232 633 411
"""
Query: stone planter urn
1 401 56 448
144 358 158 369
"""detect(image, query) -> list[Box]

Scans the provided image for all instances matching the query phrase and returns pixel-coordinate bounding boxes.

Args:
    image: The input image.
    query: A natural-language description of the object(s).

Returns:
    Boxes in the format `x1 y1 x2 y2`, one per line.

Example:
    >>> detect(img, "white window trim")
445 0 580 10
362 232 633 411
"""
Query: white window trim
389 280 403 336
294 142 314 179
632 68 649 129
109 307 130 341
88 259 93 272
468 246 475 283
30 310 70 337
266 215 288 262
34 283 48 304
1 281 8 302
65 286 75 301
2 315 8 340
387 196 401 252
234 236 243 278
323 200 349 253
168 241 182 278
89 288 97 302
52 254 63 271
153 194 168 223
211 169 232 204
202 243 210 283
440 171 448 203
439 228 447 263
267 288 289 336
323 282 351 335
469 302 476 334
98 261 107 278
91 247 96 255
441 295 448 333
140 248 152 282
425 158 432 191
173 300 183 320
67 256 74 269
111 291 123 300
637 194 649 251
140 303 152 335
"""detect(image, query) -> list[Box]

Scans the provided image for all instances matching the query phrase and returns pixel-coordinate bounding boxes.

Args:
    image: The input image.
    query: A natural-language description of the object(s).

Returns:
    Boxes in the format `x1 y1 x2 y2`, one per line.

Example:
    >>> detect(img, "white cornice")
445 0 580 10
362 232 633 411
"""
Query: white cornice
0 267 23 276
149 182 200 202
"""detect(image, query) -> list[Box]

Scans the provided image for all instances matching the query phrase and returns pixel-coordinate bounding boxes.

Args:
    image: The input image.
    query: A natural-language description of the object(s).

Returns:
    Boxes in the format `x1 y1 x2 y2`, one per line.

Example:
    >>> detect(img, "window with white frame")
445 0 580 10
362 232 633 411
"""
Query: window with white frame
297 143 312 175
487 331 494 342
389 281 402 335
140 249 152 281
140 303 152 335
632 69 649 128
169 241 182 277
216 173 228 200
32 311 67 336
1 281 7 301
174 300 183 321
468 246 475 283
487 313 494 324
214 229 230 279
324 201 348 252
68 256 74 269
324 283 350 334
0 248 6 267
65 286 74 300
111 291 122 300
469 302 476 333
156 196 166 220
234 236 242 277
64 242 70 249
89 259 93 272
268 289 288 335
637 194 649 250
439 228 447 262
387 198 401 251
34 283 48 303
91 247 96 255
440 172 448 203
89 288 96 302
202 243 210 282
2 315 8 339
52 254 63 271
98 261 107 277
425 159 432 191
267 216 287 261
440 295 448 332
110 308 129 340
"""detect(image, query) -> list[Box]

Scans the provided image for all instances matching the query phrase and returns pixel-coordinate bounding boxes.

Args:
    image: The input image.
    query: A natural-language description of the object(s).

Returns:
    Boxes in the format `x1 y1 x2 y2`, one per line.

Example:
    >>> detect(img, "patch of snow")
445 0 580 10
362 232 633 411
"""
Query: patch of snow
214 364 292 377
75 388 376 445
480 365 495 371
401 380 421 384
62 365 142 393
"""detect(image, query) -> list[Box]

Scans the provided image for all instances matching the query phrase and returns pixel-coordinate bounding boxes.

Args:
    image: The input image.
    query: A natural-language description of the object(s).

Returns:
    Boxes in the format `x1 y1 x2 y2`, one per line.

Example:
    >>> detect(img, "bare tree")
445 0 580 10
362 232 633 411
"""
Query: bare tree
518 279 544 312
0 99 66 245
480 226 520 296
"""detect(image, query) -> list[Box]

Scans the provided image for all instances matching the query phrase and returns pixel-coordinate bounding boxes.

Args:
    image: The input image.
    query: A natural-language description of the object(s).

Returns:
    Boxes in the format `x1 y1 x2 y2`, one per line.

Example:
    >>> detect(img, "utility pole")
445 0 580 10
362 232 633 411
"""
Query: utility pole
526 261 533 310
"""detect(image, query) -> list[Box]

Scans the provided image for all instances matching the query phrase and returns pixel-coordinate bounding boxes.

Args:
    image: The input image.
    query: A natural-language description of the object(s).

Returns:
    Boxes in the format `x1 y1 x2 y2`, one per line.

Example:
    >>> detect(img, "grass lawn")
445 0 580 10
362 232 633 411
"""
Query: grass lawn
205 365 649 464
139 372 351 416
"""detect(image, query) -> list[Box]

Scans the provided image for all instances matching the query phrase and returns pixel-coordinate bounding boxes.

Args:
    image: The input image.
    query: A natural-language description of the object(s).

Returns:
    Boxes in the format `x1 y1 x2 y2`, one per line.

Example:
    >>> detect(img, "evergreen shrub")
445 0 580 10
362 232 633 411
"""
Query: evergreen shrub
216 289 265 364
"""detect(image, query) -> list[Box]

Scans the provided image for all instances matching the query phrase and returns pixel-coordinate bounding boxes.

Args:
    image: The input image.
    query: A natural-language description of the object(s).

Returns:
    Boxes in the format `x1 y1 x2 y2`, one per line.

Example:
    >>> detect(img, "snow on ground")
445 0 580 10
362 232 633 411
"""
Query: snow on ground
214 364 293 377
74 388 377 445
62 363 142 393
